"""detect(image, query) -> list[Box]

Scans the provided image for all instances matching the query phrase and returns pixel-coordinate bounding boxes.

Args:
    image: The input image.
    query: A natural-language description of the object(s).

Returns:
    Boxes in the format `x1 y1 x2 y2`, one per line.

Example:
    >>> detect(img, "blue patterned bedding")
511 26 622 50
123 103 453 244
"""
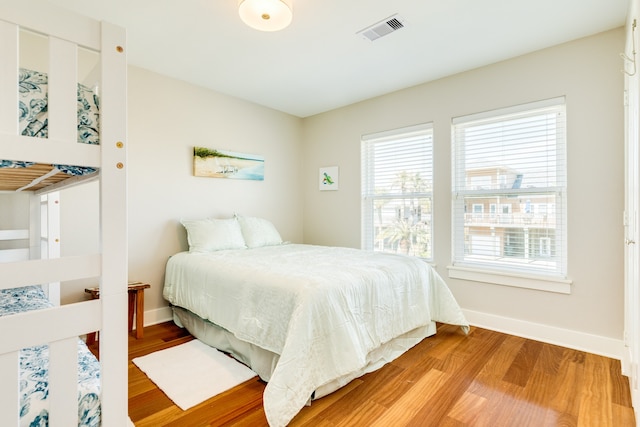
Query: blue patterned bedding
0 286 101 426
0 68 100 177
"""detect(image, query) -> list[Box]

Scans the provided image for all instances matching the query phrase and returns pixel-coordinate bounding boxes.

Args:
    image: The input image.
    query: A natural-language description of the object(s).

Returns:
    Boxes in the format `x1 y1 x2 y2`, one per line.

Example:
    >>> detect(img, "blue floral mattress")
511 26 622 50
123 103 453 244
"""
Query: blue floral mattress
0 68 100 178
0 286 101 426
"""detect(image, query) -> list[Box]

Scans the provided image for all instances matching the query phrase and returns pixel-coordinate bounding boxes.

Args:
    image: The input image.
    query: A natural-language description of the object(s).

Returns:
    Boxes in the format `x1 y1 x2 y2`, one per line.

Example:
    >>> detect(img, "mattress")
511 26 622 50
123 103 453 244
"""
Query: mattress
164 243 469 427
0 285 101 427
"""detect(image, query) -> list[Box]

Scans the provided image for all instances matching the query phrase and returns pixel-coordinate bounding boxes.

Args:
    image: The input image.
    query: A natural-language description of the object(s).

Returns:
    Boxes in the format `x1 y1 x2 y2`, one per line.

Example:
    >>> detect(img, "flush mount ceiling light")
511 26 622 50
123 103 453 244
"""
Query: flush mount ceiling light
238 0 293 32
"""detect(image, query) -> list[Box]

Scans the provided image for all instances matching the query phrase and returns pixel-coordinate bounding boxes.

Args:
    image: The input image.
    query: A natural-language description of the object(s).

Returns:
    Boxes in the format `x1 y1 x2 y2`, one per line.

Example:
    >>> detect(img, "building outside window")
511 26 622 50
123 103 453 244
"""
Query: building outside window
472 204 484 220
451 97 567 278
361 123 433 259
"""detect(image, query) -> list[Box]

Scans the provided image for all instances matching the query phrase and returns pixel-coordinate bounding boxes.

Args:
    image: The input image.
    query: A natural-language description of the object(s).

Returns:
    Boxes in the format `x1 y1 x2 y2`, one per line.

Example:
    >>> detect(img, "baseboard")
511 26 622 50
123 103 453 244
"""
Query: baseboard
142 306 173 327
144 306 624 360
463 309 625 361
144 306 625 360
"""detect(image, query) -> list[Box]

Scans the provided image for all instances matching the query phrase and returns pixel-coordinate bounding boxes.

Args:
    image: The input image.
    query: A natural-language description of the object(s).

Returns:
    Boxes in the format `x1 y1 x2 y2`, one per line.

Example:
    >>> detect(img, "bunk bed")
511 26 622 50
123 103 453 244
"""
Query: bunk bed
0 2 128 426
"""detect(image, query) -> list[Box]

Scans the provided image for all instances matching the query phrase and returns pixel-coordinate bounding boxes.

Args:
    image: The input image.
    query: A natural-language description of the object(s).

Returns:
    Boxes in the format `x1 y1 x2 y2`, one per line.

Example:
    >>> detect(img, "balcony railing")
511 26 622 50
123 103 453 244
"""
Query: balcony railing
464 213 554 227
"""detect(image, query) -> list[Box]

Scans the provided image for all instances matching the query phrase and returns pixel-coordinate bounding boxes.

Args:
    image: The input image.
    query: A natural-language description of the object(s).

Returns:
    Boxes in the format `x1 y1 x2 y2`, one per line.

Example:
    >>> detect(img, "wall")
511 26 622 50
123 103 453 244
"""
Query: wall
0 192 29 251
301 29 625 356
13 30 304 309
60 182 100 304
125 66 303 320
57 65 303 311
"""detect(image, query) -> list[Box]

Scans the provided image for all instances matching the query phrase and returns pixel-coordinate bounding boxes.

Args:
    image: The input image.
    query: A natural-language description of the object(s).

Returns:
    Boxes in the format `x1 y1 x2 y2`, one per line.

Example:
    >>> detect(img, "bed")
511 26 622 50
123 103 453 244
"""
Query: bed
0 2 128 426
0 286 101 426
164 216 469 427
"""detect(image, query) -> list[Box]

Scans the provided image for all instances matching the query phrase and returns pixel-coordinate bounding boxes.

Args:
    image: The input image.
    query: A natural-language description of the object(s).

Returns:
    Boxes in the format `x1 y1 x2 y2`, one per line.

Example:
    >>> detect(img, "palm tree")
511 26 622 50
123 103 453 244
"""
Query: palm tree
375 171 431 256
379 219 414 254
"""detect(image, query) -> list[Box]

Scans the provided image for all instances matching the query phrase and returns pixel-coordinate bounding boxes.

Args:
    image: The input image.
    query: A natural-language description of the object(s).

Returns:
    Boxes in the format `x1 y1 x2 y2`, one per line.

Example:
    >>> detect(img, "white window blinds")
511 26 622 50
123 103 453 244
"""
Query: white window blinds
451 97 567 277
361 123 433 259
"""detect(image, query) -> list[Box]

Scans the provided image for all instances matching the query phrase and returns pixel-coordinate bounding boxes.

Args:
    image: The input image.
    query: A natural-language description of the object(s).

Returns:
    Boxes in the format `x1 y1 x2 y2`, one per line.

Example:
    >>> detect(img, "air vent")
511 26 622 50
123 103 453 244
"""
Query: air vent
357 14 406 42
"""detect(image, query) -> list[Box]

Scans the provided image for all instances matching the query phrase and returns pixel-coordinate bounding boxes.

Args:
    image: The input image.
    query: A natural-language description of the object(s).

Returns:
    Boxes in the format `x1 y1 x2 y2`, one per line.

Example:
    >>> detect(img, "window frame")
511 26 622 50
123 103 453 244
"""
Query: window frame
448 97 571 293
361 123 434 260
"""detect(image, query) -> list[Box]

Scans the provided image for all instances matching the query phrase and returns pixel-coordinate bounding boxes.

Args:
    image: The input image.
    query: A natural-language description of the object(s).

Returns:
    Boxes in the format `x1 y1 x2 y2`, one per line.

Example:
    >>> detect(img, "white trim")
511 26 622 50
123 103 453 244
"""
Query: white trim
451 97 568 280
45 192 61 305
0 229 28 240
362 122 433 142
0 254 101 289
361 123 434 258
29 194 40 259
447 265 572 294
98 20 129 427
49 337 79 425
34 172 98 195
463 309 624 360
452 96 566 125
624 2 640 419
48 36 77 142
0 133 101 167
0 248 28 262
0 299 101 352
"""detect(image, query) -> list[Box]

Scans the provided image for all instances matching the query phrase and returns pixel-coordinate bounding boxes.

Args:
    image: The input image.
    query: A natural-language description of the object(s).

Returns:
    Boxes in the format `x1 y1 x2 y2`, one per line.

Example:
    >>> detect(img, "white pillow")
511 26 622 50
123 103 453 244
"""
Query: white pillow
181 218 246 252
237 216 283 248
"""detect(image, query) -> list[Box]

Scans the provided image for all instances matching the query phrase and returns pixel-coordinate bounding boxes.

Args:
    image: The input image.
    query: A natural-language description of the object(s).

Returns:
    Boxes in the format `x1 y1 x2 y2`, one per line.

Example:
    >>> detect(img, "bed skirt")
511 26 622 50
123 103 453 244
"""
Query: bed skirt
171 305 437 401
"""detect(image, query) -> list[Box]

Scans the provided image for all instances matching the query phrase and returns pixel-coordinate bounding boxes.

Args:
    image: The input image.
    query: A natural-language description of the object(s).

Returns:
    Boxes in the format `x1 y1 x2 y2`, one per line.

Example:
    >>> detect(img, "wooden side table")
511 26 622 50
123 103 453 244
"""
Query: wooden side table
85 281 151 344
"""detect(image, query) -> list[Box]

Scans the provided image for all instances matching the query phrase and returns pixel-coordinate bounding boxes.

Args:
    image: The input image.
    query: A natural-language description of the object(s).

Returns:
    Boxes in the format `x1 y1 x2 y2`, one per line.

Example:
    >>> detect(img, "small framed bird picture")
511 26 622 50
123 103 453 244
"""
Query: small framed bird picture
319 166 339 191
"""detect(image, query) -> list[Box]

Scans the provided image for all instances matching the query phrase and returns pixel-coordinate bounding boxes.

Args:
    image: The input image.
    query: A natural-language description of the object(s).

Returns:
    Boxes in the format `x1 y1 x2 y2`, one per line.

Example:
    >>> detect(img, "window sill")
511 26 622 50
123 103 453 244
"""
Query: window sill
446 265 572 294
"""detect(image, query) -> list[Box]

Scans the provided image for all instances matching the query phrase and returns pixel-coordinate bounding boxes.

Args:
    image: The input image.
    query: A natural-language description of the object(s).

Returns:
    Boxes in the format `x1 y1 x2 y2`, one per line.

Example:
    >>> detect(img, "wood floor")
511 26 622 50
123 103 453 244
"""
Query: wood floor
121 321 636 426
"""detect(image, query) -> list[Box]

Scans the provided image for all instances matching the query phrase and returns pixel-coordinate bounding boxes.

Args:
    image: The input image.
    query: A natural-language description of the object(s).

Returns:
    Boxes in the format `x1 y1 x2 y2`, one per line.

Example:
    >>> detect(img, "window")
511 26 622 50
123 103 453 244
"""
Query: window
472 204 484 220
540 237 551 257
451 97 567 280
361 123 433 259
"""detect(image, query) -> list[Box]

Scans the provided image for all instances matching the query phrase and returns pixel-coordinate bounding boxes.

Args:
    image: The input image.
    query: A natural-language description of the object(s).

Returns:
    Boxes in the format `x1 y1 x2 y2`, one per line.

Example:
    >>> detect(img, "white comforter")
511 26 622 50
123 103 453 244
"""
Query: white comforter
163 244 468 426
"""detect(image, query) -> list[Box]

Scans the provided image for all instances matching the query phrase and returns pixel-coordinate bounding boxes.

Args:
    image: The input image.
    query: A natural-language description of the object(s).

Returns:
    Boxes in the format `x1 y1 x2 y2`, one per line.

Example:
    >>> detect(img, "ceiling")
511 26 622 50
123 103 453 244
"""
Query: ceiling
47 0 629 118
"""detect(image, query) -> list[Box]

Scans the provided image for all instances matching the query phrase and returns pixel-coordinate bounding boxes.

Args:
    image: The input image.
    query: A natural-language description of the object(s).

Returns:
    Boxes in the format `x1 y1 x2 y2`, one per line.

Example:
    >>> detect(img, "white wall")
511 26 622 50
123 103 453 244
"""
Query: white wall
0 185 100 304
60 182 100 304
55 65 303 311
302 29 625 355
0 192 29 251
125 66 303 316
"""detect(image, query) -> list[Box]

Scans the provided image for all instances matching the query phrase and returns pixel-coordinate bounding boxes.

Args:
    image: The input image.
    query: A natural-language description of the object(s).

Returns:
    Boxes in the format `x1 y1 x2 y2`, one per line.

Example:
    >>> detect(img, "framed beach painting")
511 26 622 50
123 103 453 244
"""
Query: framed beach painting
194 147 264 181
319 166 339 191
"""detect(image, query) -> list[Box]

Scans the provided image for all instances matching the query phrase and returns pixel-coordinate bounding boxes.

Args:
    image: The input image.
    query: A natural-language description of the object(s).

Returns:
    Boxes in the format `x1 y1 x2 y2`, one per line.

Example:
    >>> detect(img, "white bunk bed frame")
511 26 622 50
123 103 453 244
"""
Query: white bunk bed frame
0 2 128 426
0 191 60 300
0 225 31 263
